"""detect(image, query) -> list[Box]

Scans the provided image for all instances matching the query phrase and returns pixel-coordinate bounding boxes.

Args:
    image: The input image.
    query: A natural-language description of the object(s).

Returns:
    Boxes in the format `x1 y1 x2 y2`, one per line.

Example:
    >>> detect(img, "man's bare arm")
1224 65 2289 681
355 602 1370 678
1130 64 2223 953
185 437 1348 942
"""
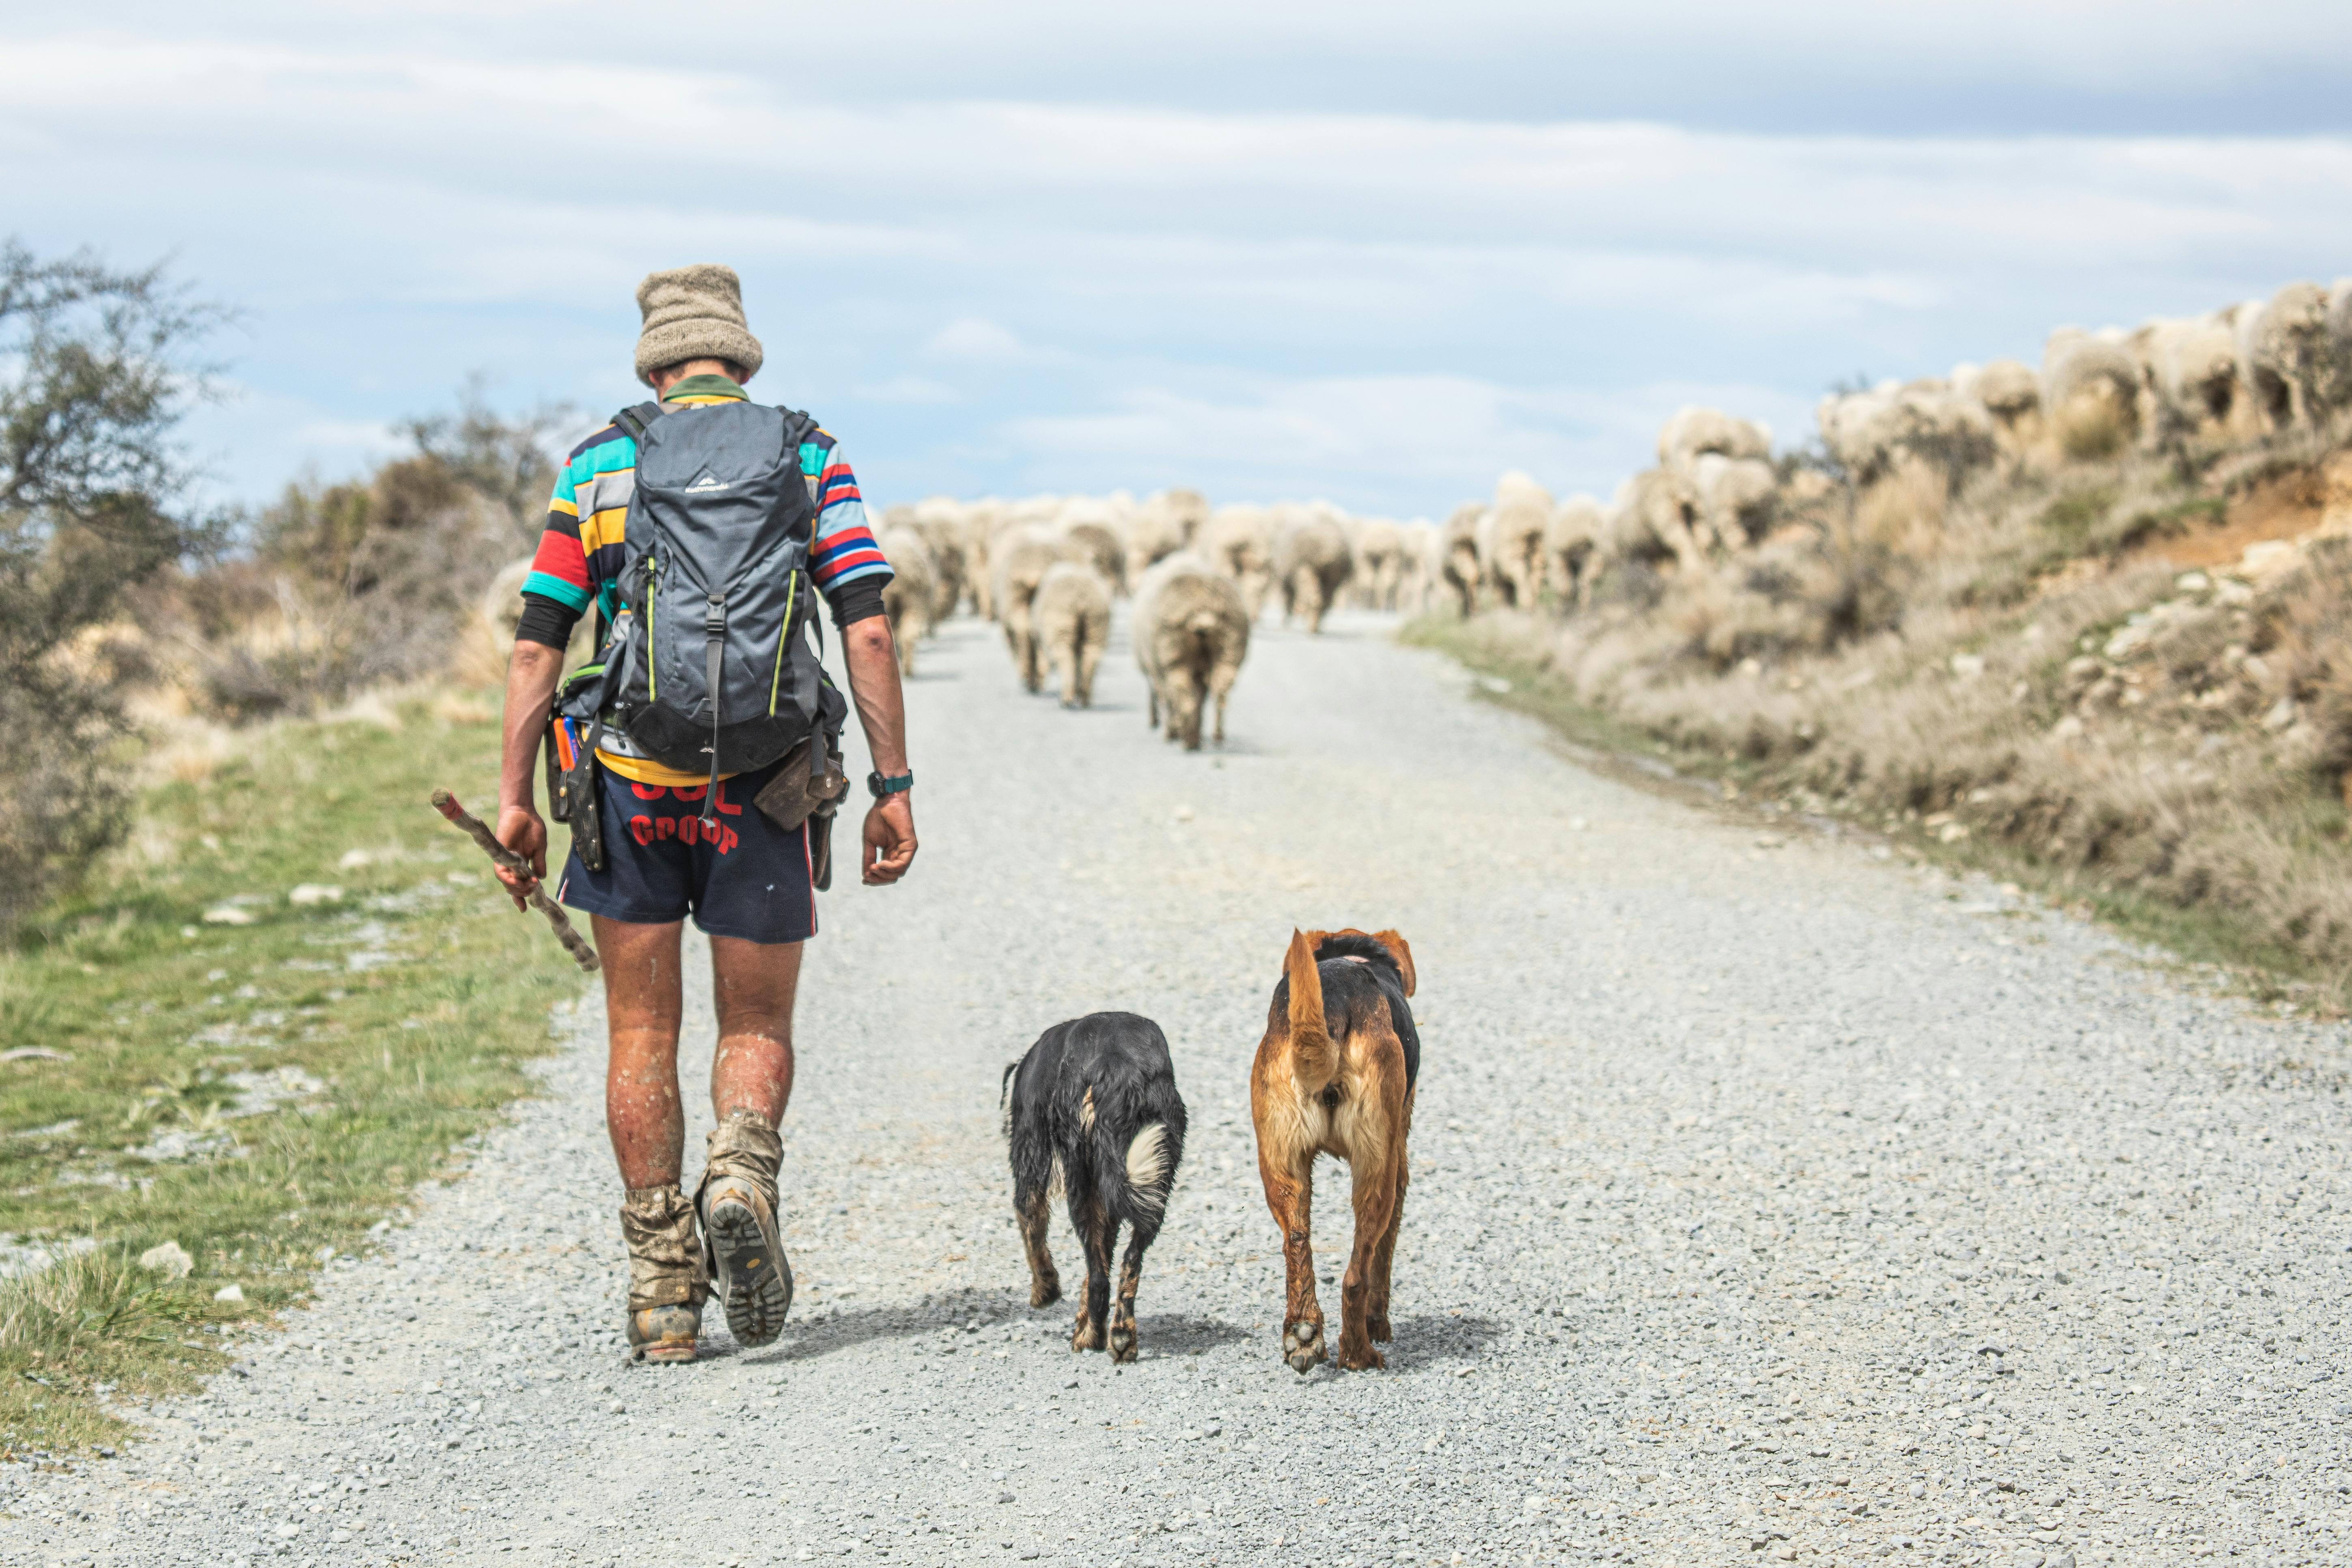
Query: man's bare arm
840 616 917 884
494 640 565 907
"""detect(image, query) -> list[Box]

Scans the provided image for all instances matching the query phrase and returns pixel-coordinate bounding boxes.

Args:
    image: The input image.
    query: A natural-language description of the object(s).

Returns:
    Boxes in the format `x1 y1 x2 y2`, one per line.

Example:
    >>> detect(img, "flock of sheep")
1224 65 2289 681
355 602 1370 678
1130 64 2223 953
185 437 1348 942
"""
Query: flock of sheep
867 276 2352 723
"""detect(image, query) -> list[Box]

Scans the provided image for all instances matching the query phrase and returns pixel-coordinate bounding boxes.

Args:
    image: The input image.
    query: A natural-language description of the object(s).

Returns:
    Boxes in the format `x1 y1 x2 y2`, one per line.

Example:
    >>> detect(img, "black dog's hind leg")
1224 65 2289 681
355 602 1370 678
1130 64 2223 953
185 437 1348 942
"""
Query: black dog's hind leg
1108 1208 1161 1364
1065 1171 1111 1353
1009 1124 1061 1308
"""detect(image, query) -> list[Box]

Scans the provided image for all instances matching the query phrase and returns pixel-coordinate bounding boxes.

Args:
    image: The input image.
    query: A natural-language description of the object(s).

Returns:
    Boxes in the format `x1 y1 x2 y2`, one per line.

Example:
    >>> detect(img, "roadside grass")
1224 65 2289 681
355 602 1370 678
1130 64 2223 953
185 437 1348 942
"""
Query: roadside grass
1403 615 2345 1016
0 688 586 1457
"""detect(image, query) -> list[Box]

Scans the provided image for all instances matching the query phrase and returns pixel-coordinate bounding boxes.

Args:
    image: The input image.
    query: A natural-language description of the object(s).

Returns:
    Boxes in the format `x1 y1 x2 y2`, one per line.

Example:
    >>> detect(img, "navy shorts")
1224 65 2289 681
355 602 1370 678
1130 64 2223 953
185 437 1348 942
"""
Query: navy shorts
557 756 818 945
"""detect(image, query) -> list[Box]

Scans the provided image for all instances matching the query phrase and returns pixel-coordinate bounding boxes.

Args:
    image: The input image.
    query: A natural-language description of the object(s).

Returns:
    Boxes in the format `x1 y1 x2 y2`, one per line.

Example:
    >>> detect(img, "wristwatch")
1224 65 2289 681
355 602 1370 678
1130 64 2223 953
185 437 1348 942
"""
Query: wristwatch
867 770 914 800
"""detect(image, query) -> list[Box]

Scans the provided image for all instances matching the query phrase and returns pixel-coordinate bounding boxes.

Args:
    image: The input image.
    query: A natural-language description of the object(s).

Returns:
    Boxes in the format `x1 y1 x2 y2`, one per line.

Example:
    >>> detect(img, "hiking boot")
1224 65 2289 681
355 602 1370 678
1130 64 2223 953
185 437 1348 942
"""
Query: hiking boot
621 1182 707 1364
695 1109 793 1347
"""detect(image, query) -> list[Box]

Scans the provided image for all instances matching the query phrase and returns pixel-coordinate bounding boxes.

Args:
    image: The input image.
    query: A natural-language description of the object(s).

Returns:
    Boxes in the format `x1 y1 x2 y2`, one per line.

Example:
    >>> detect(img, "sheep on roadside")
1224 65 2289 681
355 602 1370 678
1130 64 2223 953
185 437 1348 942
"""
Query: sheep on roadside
1965 358 2046 463
1031 561 1113 708
1687 453 1777 553
991 525 1062 692
2132 315 2246 444
1274 508 1355 633
1544 495 1604 609
1483 471 1551 609
1658 406 1770 474
1602 469 1703 575
1134 552 1250 751
2043 328 2144 458
877 525 940 677
1436 503 1484 617
1204 505 1276 621
2236 281 2333 432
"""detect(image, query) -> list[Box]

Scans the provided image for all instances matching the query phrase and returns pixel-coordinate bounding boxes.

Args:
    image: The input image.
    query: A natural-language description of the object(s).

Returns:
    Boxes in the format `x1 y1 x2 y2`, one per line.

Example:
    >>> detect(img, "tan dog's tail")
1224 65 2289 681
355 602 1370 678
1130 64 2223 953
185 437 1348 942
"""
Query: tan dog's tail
1285 928 1336 1095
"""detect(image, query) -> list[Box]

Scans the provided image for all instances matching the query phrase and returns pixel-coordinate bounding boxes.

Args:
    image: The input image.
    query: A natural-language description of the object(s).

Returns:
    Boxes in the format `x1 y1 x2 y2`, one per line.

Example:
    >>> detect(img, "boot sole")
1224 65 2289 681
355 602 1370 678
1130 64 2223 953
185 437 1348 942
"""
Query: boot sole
706 1196 793 1347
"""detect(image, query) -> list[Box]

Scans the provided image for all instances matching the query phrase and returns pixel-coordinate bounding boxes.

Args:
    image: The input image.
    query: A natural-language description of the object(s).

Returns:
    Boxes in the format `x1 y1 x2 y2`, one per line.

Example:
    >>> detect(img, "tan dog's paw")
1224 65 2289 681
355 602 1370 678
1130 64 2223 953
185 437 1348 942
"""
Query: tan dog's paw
1366 1310 1392 1344
1071 1310 1106 1353
1030 1274 1062 1309
1282 1318 1325 1374
1336 1337 1386 1372
1108 1320 1137 1363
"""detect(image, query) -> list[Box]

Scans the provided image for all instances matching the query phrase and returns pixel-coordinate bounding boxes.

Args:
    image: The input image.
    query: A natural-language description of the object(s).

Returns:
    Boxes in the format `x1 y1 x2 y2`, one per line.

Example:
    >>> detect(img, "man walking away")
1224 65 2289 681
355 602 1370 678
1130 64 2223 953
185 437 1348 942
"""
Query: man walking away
493 264 918 1363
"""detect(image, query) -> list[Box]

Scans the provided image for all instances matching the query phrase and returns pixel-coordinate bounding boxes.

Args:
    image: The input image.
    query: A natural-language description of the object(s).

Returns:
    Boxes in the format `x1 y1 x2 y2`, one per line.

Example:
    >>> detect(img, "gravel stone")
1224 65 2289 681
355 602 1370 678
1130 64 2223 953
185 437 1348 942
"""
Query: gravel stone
4 610 2348 1564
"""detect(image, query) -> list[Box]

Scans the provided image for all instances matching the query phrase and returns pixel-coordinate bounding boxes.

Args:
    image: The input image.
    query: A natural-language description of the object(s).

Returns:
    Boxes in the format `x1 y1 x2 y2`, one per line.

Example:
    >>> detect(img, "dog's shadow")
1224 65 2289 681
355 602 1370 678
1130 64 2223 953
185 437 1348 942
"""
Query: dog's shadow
1131 1313 1251 1357
1376 1312 1505 1374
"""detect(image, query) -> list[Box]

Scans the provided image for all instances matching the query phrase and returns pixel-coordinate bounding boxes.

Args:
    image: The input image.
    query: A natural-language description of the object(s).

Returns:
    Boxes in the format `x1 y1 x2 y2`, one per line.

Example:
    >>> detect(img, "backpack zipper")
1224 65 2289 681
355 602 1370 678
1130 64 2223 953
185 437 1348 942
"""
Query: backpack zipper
645 554 659 703
767 569 801 717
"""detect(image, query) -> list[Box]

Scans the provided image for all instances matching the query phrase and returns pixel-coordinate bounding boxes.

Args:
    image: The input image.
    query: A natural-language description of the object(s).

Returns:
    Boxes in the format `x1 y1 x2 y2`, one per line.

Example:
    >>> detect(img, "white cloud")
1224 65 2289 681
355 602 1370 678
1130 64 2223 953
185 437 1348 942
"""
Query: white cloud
6 19 2350 510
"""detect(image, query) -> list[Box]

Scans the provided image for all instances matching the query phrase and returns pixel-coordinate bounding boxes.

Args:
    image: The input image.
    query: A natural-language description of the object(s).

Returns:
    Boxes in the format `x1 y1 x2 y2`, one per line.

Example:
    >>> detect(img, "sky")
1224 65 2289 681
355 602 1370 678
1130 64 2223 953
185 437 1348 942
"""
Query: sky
4 2 2350 518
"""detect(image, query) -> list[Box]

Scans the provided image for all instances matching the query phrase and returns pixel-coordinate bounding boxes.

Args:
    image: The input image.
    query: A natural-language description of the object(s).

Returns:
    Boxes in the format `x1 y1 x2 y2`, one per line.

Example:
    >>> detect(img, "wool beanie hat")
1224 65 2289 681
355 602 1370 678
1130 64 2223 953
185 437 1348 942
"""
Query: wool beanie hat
633 264 765 386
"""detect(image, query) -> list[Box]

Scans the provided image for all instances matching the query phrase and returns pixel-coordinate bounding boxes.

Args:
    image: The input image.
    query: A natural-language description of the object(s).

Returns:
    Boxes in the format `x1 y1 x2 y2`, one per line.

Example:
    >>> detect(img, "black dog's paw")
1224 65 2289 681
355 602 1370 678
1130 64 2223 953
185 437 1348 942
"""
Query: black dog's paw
1282 1318 1325 1374
1108 1320 1136 1364
1030 1275 1062 1309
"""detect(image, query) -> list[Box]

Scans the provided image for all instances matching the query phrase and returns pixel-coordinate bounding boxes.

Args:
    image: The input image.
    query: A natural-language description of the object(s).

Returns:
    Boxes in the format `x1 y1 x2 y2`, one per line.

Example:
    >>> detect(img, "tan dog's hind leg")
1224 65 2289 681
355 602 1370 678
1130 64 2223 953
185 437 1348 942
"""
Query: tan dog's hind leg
1259 1146 1324 1373
1337 1139 1399 1371
1016 1186 1060 1309
1365 1088 1413 1345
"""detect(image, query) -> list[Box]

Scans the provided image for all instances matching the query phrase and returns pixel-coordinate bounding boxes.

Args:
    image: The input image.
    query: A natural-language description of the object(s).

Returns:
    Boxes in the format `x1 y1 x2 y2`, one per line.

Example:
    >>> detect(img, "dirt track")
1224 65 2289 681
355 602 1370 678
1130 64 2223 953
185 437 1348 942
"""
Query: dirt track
19 608 2352 1568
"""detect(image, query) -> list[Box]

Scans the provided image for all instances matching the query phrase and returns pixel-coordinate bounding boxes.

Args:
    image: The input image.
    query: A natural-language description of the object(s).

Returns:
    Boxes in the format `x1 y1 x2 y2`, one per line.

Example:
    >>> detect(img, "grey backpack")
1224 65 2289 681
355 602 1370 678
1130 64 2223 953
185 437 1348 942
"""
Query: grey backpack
583 398 847 817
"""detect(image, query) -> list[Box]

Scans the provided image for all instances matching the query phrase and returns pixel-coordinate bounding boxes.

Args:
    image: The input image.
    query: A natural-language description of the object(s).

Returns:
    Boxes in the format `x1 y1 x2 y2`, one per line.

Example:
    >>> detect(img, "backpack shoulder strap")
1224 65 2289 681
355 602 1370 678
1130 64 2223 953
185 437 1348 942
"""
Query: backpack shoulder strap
774 406 821 503
610 401 665 445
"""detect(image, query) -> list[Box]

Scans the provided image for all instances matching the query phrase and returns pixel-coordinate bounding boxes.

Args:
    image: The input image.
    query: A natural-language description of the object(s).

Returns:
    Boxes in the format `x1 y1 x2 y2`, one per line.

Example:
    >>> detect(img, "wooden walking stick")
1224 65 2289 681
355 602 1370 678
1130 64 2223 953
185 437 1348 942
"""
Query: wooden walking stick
430 789 601 973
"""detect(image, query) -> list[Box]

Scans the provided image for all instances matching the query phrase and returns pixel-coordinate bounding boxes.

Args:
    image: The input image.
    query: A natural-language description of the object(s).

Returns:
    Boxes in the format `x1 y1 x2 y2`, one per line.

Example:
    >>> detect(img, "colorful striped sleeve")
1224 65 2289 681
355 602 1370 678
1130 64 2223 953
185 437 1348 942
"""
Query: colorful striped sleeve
806 437 892 598
522 424 630 612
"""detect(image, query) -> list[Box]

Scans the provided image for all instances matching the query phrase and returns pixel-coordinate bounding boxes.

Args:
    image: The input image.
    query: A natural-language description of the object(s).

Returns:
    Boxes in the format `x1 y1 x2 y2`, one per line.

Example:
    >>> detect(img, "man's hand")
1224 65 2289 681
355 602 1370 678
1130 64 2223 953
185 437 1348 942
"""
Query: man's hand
862 794 917 885
495 805 549 910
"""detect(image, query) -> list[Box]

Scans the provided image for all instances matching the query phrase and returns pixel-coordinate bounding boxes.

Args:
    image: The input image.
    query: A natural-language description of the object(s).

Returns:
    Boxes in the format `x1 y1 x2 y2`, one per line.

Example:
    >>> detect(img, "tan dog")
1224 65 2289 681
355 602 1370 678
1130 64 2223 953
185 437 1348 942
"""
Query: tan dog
1249 927 1420 1372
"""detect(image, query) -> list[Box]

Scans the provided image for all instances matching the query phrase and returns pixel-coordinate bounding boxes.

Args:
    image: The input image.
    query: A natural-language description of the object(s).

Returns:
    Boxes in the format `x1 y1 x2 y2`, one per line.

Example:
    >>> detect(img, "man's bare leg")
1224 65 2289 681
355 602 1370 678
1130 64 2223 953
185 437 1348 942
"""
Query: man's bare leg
599 917 688 1188
710 935 800 1125
597 917 701 1358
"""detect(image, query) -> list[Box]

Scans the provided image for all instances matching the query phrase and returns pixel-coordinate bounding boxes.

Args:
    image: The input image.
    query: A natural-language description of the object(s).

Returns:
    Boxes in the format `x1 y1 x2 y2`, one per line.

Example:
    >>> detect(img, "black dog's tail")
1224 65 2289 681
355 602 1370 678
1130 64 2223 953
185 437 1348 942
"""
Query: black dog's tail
999 1060 1020 1136
1119 1122 1177 1219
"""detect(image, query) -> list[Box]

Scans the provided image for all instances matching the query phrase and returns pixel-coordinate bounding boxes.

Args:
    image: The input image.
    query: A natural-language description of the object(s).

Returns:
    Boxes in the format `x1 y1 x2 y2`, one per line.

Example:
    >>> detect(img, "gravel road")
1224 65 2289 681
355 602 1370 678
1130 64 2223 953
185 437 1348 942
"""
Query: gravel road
15 608 2352 1568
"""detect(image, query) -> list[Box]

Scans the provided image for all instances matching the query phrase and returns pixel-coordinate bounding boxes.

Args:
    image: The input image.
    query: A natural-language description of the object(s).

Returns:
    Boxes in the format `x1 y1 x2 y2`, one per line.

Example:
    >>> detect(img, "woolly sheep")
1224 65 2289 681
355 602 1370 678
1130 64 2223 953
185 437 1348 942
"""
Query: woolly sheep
1030 560 1112 709
908 498 970 619
1397 519 1438 613
1965 358 2045 461
1203 505 1276 621
1273 508 1354 634
1602 469 1703 574
1543 496 1604 609
1482 471 1551 609
877 524 939 677
1657 406 1770 474
1126 488 1209 584
2236 280 2333 431
1820 378 1996 483
2043 328 2143 457
2133 315 2245 442
990 525 1061 692
1437 502 1484 617
961 498 1009 621
1133 552 1250 751
1689 453 1777 552
1352 517 1409 610
1055 502 1128 597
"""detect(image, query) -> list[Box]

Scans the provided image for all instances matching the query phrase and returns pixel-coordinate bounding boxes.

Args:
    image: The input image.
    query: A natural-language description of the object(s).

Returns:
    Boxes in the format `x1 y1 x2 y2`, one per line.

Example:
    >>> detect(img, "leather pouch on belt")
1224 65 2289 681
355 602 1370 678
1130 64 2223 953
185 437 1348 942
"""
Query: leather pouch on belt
753 736 849 833
755 736 848 892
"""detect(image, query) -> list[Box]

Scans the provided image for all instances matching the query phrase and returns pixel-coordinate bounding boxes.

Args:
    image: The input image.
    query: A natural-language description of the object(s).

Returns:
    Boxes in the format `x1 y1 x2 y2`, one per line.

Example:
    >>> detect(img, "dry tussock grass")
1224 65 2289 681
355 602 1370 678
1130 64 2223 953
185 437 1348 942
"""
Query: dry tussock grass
1436 416 2352 1003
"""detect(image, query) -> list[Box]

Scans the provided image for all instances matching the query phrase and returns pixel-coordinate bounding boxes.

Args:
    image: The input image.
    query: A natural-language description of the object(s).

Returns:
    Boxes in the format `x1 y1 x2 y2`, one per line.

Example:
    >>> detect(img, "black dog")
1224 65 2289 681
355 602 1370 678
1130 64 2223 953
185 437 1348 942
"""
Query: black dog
1002 1012 1188 1362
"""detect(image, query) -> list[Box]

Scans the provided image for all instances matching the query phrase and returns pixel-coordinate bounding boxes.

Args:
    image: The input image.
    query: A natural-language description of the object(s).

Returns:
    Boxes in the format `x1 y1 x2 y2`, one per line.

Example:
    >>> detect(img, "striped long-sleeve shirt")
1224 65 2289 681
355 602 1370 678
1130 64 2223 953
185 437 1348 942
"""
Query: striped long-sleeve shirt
517 374 891 785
